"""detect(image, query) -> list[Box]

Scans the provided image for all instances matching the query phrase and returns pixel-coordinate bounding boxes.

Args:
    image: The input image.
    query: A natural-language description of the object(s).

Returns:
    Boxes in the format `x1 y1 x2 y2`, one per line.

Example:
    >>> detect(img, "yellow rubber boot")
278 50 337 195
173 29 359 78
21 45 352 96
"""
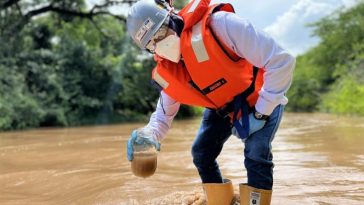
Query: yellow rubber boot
239 184 272 205
202 179 234 205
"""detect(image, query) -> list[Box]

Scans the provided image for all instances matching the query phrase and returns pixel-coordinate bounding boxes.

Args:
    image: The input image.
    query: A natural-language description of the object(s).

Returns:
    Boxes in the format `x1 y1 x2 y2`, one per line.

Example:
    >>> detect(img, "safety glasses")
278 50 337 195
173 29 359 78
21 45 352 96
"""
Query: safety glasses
145 24 169 54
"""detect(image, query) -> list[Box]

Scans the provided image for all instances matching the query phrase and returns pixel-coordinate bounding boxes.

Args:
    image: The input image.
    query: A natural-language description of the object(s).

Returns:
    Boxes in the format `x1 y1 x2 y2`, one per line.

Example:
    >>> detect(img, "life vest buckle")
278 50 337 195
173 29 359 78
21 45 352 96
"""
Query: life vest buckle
216 100 235 119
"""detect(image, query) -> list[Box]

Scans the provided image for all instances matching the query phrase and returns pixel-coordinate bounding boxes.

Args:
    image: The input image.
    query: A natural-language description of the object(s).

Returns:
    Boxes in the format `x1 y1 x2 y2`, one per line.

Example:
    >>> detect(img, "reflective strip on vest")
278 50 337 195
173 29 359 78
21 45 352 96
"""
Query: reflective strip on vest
154 69 169 89
191 20 209 63
187 0 201 13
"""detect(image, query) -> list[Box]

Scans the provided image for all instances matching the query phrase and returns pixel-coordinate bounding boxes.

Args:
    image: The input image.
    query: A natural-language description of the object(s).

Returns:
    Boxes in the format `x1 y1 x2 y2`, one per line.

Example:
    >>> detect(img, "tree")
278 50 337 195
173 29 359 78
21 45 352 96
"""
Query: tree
0 0 191 130
287 1 364 115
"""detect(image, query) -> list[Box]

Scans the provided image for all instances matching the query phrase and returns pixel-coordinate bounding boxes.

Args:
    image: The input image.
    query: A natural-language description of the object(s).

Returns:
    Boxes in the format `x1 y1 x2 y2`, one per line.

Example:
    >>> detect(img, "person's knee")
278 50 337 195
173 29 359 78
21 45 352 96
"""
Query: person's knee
245 139 271 163
191 143 216 169
192 156 203 169
191 142 203 166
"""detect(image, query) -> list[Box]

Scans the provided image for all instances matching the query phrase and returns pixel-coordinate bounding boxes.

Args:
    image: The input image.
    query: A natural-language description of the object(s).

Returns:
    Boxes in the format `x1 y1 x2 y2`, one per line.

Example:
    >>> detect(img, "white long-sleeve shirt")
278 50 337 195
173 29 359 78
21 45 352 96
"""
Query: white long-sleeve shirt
146 11 296 141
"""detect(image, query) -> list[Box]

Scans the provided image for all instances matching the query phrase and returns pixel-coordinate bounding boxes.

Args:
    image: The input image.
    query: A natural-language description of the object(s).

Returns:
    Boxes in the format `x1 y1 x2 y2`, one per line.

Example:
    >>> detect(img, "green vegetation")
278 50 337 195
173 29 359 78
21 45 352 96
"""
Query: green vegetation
0 0 190 131
1 0 363 131
287 1 364 115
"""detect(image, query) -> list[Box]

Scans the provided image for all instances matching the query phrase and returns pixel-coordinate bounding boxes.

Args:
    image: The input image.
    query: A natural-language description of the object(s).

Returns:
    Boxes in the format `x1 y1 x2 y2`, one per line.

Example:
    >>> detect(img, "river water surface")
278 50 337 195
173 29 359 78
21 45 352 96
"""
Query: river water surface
1 113 364 205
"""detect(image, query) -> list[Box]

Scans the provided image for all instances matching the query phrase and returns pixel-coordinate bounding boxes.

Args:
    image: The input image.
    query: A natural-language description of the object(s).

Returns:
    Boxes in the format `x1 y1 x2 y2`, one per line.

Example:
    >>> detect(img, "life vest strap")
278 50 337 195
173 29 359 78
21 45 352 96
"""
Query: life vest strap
232 95 250 139
231 66 259 140
215 66 259 115
215 100 234 119
189 80 205 94
151 80 163 92
240 66 259 99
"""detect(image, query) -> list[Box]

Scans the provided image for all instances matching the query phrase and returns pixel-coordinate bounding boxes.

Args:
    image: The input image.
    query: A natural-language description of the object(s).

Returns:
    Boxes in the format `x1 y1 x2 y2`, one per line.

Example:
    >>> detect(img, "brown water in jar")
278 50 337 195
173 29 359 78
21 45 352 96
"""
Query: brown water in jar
131 152 158 178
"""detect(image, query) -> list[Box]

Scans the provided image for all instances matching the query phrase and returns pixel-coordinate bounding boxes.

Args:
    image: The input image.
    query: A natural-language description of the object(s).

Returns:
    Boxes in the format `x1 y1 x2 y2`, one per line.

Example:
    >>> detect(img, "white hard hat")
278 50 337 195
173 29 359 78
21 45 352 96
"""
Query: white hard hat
127 0 172 49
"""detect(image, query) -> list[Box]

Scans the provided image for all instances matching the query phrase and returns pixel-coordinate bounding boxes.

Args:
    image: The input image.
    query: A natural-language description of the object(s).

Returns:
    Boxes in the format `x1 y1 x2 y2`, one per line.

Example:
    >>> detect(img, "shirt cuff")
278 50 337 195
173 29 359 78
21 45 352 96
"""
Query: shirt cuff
255 96 281 116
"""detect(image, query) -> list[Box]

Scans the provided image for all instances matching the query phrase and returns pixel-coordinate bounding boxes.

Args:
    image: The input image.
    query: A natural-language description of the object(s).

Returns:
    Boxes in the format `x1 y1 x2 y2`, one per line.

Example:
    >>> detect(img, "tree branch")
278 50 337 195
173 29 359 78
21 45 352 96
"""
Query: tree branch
3 0 139 37
15 2 22 15
91 0 137 12
24 4 127 23
1 0 21 10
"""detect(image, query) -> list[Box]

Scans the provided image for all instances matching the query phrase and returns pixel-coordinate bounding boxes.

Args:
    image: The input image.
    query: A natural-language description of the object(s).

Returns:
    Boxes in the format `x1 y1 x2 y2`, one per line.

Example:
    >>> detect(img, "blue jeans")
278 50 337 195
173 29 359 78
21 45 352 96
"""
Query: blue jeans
191 105 284 190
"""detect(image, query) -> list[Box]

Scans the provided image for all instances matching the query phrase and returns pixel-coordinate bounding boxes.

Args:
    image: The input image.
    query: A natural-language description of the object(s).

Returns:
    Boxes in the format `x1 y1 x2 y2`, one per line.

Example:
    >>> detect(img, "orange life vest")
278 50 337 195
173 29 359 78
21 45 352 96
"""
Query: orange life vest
152 0 264 111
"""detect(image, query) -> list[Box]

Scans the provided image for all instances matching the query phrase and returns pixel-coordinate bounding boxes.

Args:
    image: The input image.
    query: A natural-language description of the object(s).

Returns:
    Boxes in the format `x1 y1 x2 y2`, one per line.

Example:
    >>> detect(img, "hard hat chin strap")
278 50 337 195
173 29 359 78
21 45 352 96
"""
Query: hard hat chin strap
168 13 184 36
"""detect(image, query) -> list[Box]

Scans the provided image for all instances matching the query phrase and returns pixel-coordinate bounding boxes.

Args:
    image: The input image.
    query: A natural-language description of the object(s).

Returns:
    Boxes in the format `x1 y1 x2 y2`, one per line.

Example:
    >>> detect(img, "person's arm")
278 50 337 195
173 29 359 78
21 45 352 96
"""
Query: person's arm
127 91 180 161
145 91 180 141
210 11 296 115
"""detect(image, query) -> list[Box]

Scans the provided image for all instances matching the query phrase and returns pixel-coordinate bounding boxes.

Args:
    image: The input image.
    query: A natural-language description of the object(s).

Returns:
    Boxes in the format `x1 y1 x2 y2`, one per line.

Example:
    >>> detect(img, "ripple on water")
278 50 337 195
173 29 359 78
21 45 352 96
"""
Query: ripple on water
1 114 364 204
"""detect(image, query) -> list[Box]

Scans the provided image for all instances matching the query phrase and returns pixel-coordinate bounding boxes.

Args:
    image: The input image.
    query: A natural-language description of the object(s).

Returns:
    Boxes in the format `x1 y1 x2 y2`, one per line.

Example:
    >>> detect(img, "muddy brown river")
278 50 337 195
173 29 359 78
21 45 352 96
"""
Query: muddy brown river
1 113 364 204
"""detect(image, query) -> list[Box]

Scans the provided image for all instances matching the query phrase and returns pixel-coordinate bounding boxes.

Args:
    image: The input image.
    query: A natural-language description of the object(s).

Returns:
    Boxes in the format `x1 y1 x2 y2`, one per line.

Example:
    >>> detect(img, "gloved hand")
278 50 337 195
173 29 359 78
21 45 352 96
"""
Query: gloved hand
127 128 161 161
232 113 266 139
249 112 267 135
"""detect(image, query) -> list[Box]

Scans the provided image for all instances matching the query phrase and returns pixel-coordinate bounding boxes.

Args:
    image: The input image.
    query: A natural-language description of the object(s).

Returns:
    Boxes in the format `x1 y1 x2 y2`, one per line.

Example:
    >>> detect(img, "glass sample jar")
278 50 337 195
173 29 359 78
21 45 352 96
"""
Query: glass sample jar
131 128 158 178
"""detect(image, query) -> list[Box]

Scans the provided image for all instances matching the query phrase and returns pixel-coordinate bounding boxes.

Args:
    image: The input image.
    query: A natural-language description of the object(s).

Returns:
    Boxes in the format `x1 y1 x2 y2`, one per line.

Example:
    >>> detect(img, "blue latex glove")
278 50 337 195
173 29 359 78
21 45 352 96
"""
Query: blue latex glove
232 113 266 139
127 129 161 161
248 113 266 135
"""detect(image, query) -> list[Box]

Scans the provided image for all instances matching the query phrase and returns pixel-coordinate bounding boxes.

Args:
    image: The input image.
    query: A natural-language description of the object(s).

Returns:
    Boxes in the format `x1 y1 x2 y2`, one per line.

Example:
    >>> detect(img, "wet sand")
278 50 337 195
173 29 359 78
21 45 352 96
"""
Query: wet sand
0 113 364 204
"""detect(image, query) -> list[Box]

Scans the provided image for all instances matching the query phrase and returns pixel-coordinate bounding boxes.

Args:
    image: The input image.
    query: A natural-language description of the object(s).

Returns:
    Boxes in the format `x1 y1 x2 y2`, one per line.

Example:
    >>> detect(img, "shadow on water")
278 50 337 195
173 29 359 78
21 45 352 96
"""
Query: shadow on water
0 113 364 204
